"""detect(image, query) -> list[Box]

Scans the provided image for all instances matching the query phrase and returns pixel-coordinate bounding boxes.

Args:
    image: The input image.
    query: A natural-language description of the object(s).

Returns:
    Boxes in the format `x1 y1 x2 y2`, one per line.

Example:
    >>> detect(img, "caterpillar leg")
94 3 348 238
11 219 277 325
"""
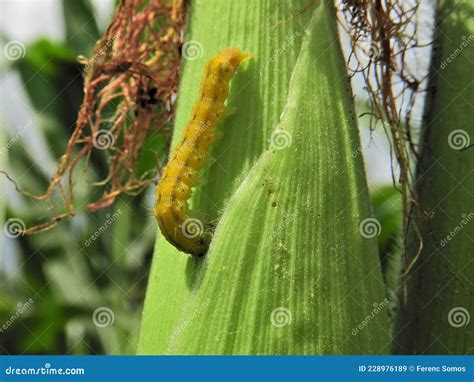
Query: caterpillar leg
212 130 224 143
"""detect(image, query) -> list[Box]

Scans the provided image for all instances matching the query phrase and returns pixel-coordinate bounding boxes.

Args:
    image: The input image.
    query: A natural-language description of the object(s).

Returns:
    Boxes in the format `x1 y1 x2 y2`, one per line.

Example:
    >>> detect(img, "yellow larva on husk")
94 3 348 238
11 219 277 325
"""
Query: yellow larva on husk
154 47 252 256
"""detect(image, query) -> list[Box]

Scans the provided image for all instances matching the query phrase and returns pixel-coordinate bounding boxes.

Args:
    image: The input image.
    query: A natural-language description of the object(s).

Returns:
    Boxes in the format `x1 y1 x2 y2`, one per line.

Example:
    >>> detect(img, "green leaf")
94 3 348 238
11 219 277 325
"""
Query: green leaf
0 116 6 253
21 39 76 76
43 252 99 307
370 186 402 323
371 186 402 292
62 0 100 56
372 185 402 250
394 0 474 354
15 39 83 130
139 0 389 355
136 131 168 178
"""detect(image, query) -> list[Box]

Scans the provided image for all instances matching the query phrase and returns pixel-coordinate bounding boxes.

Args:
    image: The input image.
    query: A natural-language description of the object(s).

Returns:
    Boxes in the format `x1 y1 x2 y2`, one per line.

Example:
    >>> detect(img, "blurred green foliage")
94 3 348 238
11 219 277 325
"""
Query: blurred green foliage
0 0 156 355
371 185 403 323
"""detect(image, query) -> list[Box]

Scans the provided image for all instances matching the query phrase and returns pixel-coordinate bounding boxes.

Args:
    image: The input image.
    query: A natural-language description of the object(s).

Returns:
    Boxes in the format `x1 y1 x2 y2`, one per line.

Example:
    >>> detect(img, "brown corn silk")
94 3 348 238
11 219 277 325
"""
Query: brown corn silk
3 0 186 234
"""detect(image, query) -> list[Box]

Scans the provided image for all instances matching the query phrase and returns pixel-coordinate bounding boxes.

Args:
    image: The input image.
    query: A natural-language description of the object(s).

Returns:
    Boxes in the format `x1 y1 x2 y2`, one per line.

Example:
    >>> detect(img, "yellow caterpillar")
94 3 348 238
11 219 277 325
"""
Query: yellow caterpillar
154 47 252 256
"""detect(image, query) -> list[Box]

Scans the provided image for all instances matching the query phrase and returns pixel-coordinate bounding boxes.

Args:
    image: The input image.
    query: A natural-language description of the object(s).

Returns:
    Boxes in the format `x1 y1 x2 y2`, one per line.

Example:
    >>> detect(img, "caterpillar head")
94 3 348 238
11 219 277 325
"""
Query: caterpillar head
213 47 252 80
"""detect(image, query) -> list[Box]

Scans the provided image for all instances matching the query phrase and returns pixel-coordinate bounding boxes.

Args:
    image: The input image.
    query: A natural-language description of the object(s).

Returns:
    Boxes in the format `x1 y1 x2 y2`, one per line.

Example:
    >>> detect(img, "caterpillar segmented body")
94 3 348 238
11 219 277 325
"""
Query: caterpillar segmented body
154 47 252 256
